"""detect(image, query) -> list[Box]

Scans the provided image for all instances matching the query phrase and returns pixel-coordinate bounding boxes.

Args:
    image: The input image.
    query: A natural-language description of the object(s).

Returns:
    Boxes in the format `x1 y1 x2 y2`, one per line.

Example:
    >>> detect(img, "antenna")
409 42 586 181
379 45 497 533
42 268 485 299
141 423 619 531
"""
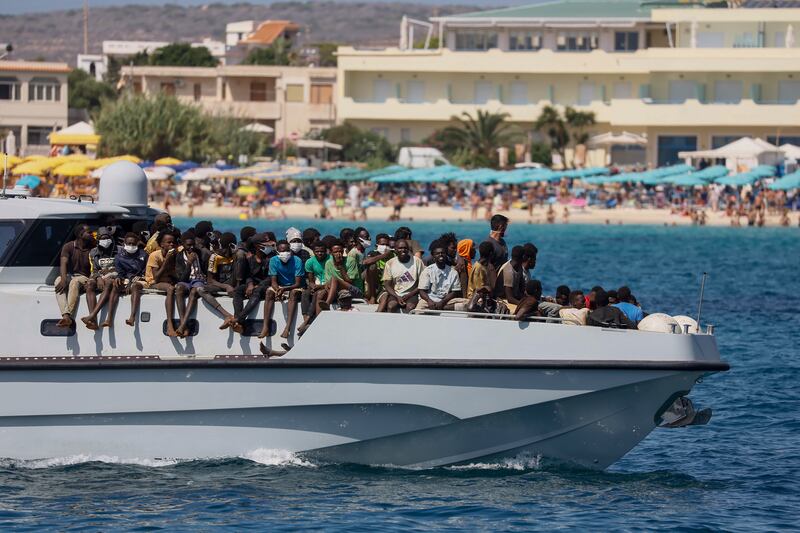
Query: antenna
696 272 708 327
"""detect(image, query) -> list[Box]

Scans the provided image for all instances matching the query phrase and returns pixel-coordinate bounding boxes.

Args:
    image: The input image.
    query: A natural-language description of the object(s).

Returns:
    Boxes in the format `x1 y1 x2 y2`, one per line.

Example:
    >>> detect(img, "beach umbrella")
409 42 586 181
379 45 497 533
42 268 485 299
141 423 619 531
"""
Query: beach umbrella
52 161 92 177
667 174 708 187
0 154 23 169
154 157 183 166
236 185 259 196
715 172 760 186
172 161 200 172
11 156 68 176
768 172 800 190
179 167 221 181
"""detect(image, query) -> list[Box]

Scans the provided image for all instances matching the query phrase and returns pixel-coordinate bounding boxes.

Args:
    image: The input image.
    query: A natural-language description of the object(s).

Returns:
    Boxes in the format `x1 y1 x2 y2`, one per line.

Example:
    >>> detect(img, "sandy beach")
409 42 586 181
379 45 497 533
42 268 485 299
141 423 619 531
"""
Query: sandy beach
166 202 797 227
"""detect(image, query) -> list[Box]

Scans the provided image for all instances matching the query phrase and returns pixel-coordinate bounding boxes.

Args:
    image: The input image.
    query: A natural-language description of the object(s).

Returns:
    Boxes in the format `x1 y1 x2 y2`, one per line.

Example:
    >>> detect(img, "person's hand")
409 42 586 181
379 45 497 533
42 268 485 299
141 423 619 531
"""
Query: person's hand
55 279 66 293
186 251 196 263
397 296 406 306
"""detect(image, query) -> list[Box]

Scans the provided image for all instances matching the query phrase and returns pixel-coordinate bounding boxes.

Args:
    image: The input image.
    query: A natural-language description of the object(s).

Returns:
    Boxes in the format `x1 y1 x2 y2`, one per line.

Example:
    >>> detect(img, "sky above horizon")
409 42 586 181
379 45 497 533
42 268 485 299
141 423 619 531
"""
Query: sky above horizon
0 0 516 15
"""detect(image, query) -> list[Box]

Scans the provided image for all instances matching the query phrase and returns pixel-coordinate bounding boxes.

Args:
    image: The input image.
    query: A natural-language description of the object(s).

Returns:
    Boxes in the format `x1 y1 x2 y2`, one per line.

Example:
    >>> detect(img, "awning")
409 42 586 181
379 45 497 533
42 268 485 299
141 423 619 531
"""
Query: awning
295 140 342 151
48 121 101 145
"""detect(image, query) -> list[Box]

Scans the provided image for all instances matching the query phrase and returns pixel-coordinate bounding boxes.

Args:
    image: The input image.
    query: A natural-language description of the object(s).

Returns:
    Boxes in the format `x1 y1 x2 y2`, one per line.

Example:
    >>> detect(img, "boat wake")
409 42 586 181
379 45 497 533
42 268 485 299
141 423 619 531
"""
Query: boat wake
0 455 181 469
445 452 543 472
240 448 318 468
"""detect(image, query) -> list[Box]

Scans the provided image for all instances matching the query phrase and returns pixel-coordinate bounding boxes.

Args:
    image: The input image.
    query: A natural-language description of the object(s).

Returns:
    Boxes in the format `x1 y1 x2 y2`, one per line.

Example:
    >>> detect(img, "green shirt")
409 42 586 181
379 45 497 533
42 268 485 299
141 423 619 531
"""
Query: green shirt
324 256 363 291
305 255 328 285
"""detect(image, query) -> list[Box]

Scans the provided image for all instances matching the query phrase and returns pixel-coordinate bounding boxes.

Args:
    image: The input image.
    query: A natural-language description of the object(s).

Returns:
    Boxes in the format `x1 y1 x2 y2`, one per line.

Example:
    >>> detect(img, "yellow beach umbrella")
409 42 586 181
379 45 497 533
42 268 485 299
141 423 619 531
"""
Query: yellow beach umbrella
112 154 142 163
52 161 92 177
236 185 259 196
11 156 68 175
154 157 182 166
1 154 23 168
23 155 47 161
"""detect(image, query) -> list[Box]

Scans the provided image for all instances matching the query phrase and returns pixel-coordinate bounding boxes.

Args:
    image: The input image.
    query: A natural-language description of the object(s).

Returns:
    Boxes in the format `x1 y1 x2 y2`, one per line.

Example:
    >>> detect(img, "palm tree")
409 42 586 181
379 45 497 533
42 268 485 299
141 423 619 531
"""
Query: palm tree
442 110 519 168
533 105 569 166
534 105 596 168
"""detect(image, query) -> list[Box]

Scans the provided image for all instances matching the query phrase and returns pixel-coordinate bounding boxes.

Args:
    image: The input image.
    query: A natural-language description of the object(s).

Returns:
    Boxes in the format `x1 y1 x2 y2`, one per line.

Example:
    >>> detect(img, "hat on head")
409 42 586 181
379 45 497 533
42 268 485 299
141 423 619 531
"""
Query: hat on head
286 227 302 241
97 226 113 238
337 290 352 301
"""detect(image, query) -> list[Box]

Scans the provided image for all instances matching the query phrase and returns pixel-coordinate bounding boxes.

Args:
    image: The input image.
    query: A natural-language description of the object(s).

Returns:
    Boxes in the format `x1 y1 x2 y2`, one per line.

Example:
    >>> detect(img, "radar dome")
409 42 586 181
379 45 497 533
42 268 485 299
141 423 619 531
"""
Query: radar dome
98 161 148 207
637 313 679 334
672 315 699 334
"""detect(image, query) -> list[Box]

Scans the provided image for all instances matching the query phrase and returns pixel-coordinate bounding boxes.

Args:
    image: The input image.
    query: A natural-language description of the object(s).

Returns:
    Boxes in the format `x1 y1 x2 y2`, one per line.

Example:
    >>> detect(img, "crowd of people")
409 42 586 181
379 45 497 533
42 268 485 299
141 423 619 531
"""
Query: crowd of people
161 174 800 227
53 213 649 338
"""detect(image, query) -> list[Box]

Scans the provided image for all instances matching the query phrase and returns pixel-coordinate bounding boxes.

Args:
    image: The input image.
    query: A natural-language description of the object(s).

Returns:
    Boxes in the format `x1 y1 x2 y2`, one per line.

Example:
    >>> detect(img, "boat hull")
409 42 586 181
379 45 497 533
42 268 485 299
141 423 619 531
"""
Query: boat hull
0 362 712 469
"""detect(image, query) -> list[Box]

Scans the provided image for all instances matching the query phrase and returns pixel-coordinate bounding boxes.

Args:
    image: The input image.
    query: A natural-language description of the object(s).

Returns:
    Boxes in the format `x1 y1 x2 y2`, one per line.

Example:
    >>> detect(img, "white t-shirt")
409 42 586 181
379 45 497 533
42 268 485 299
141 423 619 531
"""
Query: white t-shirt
419 263 461 302
382 256 424 296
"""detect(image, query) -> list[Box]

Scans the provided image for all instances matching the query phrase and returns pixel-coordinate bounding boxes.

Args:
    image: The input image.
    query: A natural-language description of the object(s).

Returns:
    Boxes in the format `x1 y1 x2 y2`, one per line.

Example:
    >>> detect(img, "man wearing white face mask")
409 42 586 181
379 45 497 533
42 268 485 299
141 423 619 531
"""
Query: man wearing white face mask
362 231 394 304
81 227 118 330
286 227 310 264
260 240 305 339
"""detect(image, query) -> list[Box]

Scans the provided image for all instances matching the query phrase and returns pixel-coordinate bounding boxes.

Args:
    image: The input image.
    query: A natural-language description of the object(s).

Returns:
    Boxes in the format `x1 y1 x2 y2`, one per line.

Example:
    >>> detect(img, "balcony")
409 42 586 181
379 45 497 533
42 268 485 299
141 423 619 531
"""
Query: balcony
200 100 281 120
339 96 800 127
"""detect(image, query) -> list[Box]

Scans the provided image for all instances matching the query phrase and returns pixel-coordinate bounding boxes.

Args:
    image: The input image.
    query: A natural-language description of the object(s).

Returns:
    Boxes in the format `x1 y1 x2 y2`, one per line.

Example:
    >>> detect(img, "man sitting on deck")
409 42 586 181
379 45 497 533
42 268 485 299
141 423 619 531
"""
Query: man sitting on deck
203 232 240 331
232 235 271 332
493 245 526 313
377 239 424 313
416 240 469 312
612 286 645 325
80 226 118 330
587 289 635 329
260 240 305 339
55 224 95 328
144 232 179 337
515 280 543 321
559 290 590 326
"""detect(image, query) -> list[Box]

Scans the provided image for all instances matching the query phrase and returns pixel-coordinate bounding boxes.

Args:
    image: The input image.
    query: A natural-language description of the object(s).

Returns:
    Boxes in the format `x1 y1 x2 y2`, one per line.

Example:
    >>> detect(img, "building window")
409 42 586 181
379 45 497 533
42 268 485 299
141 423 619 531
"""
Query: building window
406 80 425 103
509 32 541 51
310 84 333 104
160 82 176 96
712 135 744 149
400 128 411 143
455 31 498 51
250 80 276 102
193 83 202 101
28 77 61 102
614 32 639 52
713 80 742 104
508 81 528 105
27 127 52 146
371 127 389 139
556 33 597 52
0 77 21 100
285 84 304 103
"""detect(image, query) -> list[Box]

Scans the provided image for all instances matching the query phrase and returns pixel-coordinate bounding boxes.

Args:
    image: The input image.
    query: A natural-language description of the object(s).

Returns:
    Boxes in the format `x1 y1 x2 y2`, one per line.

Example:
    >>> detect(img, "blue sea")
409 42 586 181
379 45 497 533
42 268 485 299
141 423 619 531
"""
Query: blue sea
1 220 798 531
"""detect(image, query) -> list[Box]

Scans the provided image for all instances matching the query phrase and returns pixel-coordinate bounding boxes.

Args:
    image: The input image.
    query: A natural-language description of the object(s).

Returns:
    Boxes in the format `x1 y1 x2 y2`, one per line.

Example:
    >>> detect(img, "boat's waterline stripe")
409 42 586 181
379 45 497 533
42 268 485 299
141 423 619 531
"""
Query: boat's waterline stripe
0 357 731 372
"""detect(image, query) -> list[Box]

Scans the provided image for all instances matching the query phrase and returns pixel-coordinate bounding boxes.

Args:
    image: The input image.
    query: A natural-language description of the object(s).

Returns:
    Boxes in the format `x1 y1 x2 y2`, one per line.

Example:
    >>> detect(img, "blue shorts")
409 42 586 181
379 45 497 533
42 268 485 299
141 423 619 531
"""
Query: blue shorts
177 280 206 290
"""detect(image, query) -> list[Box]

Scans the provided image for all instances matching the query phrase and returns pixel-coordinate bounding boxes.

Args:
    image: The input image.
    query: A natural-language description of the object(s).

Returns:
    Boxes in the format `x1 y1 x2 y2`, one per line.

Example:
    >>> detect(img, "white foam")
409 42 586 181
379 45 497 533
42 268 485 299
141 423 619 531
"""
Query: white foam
0 455 180 469
446 452 542 471
240 448 318 468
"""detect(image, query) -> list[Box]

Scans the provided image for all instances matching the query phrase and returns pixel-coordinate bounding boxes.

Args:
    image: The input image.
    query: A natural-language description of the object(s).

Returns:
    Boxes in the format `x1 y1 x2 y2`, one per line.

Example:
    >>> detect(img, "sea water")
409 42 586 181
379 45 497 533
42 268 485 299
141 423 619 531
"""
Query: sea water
0 221 797 530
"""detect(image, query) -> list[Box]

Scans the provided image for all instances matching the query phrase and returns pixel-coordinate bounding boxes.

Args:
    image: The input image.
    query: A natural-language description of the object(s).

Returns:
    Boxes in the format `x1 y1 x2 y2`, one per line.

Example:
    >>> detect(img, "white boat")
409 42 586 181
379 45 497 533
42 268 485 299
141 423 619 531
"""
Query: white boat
0 162 728 469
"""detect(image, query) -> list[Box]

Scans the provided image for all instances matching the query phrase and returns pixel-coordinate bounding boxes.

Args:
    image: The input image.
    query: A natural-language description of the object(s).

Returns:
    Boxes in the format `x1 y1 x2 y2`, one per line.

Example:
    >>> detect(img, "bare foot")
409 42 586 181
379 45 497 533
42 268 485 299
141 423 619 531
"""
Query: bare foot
219 316 234 330
231 322 244 334
81 317 98 330
100 321 113 329
257 329 272 339
167 329 178 337
280 329 290 339
125 318 135 327
57 316 73 328
175 327 187 338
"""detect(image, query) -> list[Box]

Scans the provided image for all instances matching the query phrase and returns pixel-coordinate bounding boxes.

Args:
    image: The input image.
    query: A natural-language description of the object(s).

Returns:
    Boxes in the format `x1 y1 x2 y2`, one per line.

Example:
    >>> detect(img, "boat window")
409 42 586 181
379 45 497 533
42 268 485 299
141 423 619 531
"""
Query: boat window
40 319 75 337
5 219 88 268
0 220 25 265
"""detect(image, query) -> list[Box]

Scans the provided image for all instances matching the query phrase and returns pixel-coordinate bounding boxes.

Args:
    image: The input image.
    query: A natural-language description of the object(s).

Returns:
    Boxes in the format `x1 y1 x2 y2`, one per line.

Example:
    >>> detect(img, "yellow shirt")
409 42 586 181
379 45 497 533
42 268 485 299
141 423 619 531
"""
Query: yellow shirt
467 261 488 298
145 249 170 286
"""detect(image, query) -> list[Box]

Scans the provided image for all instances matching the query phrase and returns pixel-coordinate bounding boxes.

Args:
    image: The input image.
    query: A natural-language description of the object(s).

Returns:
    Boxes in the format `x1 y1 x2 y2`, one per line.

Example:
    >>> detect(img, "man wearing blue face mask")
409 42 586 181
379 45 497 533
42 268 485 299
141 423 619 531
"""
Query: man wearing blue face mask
260 240 305 339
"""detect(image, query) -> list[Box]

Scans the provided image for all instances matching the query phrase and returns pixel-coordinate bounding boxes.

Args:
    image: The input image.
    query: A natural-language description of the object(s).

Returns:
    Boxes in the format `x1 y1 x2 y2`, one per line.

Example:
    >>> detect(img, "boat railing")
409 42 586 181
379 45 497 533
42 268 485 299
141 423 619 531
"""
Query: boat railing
410 309 566 323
